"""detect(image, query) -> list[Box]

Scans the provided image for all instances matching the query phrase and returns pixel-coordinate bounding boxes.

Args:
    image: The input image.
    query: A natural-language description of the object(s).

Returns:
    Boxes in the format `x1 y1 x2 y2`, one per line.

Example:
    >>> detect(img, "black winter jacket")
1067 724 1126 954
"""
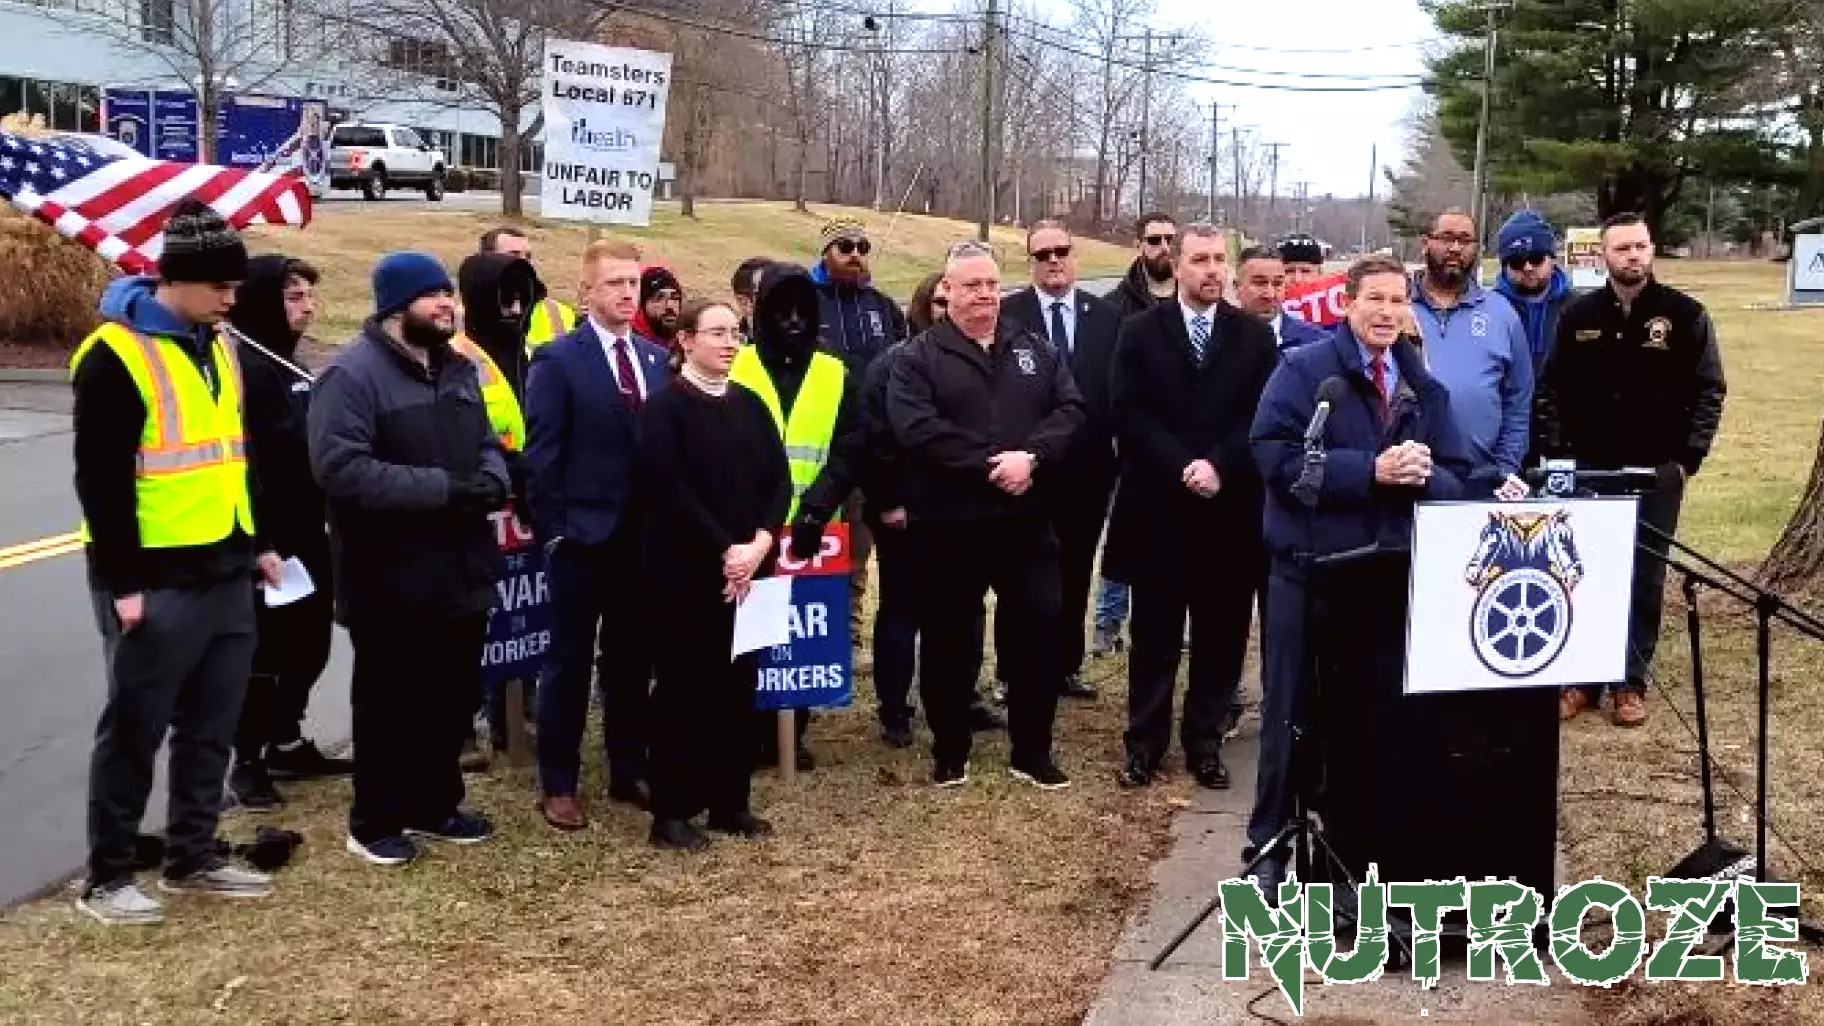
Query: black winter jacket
886 317 1086 522
1108 257 1176 321
229 255 326 563
307 321 509 627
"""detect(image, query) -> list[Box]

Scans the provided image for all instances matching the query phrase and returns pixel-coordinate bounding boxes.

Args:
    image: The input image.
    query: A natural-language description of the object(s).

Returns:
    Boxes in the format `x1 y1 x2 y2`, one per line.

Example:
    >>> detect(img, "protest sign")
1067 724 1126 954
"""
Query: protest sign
540 40 672 226
752 523 853 711
1281 270 1349 327
1565 227 1607 289
481 507 552 689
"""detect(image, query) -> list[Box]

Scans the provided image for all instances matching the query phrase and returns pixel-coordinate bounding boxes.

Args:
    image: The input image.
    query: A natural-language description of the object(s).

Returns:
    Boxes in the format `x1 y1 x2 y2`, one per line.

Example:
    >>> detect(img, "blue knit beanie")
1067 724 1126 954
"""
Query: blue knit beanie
1496 210 1557 259
372 251 454 318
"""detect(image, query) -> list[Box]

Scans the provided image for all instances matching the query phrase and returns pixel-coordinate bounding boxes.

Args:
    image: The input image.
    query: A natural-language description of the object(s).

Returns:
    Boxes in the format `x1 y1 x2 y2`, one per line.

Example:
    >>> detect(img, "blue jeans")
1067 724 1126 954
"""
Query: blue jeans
1094 577 1130 629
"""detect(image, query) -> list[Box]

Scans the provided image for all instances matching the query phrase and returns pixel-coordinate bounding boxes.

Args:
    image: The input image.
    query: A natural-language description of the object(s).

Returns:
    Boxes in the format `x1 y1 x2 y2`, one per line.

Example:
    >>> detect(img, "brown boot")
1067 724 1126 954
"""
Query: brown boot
1611 691 1648 728
1559 688 1591 721
540 794 587 831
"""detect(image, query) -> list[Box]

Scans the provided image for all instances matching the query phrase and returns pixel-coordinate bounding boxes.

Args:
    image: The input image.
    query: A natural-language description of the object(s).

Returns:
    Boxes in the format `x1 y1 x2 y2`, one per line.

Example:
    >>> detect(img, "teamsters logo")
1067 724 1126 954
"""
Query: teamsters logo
1463 510 1584 677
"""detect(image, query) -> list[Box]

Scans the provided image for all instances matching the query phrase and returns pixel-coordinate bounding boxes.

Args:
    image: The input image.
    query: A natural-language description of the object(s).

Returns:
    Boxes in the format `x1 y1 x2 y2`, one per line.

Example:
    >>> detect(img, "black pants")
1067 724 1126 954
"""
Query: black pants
650 595 755 822
235 542 333 762
1051 486 1113 681
1248 565 1307 850
1574 472 1686 698
87 577 256 886
914 516 1061 768
536 529 651 797
872 521 986 728
348 612 486 843
1125 569 1258 770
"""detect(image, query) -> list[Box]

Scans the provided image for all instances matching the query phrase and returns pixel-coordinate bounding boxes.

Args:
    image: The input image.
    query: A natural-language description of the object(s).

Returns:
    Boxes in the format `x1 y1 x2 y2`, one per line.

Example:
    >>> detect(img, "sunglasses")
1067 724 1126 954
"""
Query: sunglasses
931 298 949 310
1030 245 1073 263
832 238 872 256
1503 252 1551 272
1143 234 1175 247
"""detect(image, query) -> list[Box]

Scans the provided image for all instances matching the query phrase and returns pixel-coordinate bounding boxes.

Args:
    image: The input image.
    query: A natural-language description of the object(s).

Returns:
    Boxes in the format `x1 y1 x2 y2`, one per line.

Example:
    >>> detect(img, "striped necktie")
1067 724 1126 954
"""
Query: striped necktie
1189 314 1210 365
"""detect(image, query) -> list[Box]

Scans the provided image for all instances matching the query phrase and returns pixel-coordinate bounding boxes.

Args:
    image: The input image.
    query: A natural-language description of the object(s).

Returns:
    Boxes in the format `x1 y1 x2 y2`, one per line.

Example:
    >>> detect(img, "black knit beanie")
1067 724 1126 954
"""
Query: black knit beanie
158 197 250 284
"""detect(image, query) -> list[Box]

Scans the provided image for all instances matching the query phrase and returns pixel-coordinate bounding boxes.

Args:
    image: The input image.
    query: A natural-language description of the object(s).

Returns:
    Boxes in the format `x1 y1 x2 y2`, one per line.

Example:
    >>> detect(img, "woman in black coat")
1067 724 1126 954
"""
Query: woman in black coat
636 300 792 851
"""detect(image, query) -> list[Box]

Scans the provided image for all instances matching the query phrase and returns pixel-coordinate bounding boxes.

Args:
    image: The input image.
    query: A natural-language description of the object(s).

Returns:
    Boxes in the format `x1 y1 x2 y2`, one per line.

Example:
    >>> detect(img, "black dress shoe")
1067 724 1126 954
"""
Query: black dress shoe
1060 674 1097 700
881 722 915 749
229 761 285 812
265 738 355 779
608 779 651 811
707 810 775 838
1191 757 1230 791
649 819 711 852
1116 756 1154 789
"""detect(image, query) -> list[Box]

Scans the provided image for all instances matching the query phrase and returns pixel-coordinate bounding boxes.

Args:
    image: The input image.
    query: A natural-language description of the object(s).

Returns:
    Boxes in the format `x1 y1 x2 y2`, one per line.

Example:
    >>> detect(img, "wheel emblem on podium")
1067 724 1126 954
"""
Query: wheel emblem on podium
1464 510 1586 678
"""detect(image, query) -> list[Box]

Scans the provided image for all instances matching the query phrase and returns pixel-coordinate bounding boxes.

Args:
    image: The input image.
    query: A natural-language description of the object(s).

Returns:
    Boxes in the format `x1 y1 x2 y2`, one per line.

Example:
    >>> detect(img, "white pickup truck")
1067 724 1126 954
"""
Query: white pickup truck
328 123 446 201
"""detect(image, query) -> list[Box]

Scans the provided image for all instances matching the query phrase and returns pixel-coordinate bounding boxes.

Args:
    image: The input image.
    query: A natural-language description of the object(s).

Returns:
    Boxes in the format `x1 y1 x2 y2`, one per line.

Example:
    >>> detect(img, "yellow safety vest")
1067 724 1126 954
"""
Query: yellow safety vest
71 322 255 548
525 298 578 351
729 345 845 522
451 336 526 452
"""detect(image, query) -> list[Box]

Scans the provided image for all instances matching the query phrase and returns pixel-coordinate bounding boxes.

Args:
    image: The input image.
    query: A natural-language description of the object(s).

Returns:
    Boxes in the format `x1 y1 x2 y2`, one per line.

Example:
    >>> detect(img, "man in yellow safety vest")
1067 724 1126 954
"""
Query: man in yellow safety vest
71 198 284 925
479 225 577 352
729 263 863 772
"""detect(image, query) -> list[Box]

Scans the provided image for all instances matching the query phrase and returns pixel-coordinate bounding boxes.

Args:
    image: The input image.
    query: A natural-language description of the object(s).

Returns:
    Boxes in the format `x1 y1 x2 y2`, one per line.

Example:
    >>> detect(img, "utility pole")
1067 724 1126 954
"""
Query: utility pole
1265 141 1288 233
1469 2 1510 246
1206 103 1229 224
1233 126 1244 235
977 0 997 241
1137 29 1153 215
1362 142 1377 254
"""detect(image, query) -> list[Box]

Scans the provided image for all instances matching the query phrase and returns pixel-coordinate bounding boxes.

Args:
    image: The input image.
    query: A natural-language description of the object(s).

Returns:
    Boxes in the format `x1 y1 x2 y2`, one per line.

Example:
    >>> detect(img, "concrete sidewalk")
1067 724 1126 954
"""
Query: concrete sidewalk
1082 732 1594 1026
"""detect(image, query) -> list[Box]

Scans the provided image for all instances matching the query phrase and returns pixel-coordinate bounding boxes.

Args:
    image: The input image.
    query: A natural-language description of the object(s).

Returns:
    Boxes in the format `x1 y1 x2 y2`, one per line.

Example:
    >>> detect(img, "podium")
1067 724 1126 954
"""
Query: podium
1307 547 1559 904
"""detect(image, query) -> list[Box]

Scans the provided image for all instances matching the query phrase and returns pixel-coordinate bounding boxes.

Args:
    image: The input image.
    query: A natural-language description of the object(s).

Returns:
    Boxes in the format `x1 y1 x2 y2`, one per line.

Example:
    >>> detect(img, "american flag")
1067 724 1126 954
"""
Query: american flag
0 130 312 274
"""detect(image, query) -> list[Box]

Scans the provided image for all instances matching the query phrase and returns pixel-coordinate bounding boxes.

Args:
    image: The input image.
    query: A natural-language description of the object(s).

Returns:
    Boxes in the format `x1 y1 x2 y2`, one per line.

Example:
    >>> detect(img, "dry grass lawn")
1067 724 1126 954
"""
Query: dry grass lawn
244 199 1136 343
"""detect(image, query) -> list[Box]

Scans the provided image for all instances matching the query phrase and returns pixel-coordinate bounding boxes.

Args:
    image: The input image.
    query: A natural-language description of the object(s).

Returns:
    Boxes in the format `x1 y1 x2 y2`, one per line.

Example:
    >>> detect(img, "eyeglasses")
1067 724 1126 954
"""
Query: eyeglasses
1143 234 1176 247
1429 233 1477 249
832 238 873 256
1029 245 1073 263
1503 252 1550 272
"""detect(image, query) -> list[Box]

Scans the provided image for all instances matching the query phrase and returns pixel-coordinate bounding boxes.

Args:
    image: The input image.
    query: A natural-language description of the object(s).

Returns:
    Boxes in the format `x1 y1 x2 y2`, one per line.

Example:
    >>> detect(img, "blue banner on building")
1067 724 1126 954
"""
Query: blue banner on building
101 88 346 172
753 524 853 711
481 508 553 688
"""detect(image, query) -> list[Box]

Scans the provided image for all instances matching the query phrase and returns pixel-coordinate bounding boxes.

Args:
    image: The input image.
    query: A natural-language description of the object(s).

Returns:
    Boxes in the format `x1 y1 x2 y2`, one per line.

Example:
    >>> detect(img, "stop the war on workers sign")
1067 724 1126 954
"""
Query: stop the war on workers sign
752 523 854 712
541 40 671 227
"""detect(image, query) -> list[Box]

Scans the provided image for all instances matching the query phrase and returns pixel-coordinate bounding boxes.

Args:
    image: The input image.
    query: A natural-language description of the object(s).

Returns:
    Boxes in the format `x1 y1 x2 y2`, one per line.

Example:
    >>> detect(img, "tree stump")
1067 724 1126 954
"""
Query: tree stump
1762 415 1824 592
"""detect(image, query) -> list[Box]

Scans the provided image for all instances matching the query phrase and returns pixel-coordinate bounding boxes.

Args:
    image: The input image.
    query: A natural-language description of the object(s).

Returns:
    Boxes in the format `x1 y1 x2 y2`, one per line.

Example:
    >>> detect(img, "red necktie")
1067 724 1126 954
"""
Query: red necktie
1369 352 1390 423
613 338 643 412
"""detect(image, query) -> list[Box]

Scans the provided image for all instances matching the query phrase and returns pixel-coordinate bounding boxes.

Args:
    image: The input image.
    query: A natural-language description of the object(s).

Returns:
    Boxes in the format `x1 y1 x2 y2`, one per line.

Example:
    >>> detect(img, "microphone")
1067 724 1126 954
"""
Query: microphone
1302 376 1347 448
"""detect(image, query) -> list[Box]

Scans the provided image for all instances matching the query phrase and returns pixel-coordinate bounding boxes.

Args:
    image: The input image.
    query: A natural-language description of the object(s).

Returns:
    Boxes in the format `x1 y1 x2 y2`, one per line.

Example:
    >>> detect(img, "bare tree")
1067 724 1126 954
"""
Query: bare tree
339 0 611 216
62 0 334 161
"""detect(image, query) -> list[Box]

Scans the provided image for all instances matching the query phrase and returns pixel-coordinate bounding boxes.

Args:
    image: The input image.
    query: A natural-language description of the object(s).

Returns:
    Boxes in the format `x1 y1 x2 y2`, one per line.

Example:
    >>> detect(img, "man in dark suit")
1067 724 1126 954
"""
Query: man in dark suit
1000 220 1120 701
524 239 672 831
1107 224 1279 791
1233 245 1331 351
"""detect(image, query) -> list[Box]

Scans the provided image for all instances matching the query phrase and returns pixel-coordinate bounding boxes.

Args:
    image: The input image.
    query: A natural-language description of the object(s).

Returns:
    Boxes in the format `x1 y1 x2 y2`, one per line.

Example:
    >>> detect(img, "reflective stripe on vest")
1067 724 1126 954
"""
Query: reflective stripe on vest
71 322 254 548
728 345 845 521
525 297 577 350
452 335 526 452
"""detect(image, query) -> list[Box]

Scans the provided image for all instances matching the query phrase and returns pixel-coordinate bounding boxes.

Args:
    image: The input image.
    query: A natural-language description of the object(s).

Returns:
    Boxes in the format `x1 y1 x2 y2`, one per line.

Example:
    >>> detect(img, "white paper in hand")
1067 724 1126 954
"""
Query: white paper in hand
260 556 316 607
731 576 793 658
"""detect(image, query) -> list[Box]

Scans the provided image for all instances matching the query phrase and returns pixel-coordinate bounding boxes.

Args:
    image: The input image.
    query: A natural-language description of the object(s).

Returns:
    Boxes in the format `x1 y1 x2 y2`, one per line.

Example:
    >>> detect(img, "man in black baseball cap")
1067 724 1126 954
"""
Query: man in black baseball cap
1274 233 1326 284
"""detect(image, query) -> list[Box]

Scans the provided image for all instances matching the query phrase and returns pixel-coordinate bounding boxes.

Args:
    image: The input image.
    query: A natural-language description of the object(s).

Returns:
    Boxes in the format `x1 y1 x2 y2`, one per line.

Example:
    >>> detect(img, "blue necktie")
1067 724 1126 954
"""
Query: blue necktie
1050 300 1070 355
1189 314 1210 365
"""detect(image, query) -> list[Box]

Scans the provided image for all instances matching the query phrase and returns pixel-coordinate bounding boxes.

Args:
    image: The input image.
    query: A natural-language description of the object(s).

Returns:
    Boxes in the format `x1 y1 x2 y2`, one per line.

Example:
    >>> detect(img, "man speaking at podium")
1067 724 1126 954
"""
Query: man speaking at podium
1245 254 1476 892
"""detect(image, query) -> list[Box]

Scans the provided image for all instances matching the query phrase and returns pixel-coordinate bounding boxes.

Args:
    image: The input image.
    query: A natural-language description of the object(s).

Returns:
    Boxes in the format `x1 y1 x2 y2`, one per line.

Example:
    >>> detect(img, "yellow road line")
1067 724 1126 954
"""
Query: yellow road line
0 532 83 572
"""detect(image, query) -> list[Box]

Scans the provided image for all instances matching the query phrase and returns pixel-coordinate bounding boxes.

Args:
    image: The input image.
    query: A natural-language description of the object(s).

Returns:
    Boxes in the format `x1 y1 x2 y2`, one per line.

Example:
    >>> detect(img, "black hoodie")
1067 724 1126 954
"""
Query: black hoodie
230 255 324 562
753 263 864 531
457 252 542 401
1109 256 1175 321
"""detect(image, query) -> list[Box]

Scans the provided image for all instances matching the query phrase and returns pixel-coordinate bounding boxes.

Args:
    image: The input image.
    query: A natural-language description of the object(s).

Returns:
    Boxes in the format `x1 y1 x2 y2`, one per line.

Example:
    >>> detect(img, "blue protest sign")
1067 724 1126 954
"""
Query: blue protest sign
481 508 553 688
752 524 853 711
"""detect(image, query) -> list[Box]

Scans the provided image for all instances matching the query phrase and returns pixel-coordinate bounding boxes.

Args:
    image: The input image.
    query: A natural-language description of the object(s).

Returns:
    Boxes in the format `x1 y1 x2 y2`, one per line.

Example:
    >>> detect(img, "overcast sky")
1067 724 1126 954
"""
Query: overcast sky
1035 0 1440 199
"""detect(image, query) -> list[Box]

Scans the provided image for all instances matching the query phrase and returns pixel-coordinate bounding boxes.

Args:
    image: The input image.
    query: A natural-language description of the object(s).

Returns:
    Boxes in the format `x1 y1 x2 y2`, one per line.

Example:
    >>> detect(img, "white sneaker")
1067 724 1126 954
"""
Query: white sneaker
158 861 272 899
76 880 165 926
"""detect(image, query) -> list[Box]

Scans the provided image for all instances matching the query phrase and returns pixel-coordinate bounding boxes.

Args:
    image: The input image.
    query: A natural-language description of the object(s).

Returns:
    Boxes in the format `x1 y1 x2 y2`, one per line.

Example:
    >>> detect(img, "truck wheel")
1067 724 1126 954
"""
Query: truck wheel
363 167 388 201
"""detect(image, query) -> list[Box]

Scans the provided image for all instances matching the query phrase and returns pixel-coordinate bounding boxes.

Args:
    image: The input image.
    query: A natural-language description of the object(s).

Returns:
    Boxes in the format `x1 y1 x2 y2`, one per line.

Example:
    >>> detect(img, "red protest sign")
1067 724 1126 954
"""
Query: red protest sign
1281 271 1349 327
773 522 853 577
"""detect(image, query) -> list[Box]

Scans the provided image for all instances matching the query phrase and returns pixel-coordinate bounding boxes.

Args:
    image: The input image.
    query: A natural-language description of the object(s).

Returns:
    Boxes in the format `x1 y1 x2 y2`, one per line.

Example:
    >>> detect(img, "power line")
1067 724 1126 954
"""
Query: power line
994 22 1425 92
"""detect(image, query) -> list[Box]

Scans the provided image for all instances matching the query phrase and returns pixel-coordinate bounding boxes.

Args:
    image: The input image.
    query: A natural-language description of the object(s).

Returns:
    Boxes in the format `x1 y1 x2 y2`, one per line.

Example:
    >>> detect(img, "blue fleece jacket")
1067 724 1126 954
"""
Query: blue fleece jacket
99 275 219 391
1492 263 1571 377
1409 275 1533 478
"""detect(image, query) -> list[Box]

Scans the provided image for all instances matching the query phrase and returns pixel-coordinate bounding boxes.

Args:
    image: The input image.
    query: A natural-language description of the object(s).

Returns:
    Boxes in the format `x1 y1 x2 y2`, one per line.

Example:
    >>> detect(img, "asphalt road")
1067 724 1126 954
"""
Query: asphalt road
0 384 351 907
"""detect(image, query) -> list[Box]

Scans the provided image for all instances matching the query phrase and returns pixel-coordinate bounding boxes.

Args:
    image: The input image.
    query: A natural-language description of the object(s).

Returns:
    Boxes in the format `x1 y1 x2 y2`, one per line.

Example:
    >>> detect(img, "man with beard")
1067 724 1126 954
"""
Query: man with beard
226 256 350 811
737 262 864 771
1234 246 1331 352
1491 209 1574 378
309 252 509 867
1536 213 1726 728
1410 209 1532 498
635 266 684 348
1107 225 1278 792
1109 212 1179 320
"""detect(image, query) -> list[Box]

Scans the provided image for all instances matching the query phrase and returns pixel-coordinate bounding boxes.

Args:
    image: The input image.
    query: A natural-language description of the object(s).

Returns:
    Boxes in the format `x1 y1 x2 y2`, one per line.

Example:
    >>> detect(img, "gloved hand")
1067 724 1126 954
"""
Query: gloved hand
1655 461 1687 494
788 519 825 563
448 472 507 513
